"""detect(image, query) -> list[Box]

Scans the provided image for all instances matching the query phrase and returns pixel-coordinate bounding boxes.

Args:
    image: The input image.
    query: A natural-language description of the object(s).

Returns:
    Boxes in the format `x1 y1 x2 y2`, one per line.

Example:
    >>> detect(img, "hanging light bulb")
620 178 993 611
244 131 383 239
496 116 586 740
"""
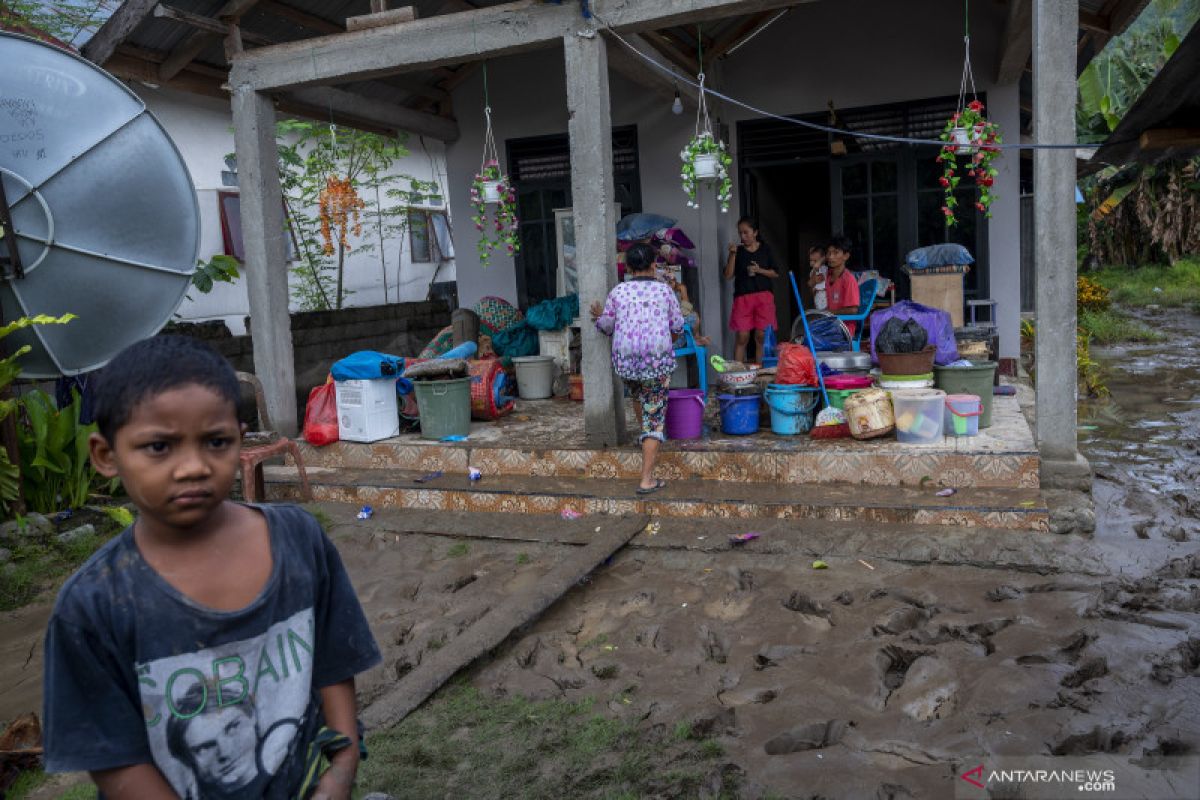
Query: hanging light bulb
671 88 683 115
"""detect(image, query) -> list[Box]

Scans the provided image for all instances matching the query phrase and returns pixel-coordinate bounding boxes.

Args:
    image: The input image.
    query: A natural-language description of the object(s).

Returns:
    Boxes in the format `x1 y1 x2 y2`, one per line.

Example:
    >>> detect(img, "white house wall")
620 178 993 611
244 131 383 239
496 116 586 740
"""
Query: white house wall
446 0 1022 358
134 85 456 335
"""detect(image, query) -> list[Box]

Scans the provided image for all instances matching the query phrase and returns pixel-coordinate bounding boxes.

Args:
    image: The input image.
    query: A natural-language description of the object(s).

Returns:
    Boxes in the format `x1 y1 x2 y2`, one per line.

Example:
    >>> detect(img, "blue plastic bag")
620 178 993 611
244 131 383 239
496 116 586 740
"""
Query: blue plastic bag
330 351 405 381
616 213 676 242
905 244 974 270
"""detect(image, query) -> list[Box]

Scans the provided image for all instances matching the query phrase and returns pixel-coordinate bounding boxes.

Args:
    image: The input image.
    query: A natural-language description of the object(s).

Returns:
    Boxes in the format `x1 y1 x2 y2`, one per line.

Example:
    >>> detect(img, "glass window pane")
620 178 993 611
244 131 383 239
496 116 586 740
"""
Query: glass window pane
549 188 569 210
917 190 946 246
842 163 868 196
843 197 870 268
408 210 432 262
872 161 898 193
520 222 552 305
916 155 944 187
872 195 899 271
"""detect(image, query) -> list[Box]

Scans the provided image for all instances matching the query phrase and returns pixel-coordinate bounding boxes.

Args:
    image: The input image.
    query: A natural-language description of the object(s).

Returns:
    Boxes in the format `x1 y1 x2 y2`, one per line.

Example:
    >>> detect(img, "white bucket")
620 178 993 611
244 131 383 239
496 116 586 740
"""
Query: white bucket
512 355 557 400
482 179 502 203
949 126 978 154
693 153 719 178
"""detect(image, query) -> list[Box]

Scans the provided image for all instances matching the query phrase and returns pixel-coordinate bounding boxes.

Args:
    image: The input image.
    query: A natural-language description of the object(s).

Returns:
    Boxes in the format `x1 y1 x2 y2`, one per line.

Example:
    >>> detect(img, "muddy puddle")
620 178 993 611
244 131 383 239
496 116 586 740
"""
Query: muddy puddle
1083 309 1200 544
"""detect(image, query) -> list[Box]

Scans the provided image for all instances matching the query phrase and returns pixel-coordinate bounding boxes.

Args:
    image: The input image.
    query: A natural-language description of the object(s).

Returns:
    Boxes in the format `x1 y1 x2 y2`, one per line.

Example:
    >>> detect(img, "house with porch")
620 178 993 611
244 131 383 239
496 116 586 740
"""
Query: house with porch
82 0 1128 508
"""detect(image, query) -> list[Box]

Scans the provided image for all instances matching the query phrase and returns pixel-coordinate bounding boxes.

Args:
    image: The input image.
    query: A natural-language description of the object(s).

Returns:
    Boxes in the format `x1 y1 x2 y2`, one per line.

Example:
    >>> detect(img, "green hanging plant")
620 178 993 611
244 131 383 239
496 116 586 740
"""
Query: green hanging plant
679 73 733 213
937 99 1002 226
470 160 520 268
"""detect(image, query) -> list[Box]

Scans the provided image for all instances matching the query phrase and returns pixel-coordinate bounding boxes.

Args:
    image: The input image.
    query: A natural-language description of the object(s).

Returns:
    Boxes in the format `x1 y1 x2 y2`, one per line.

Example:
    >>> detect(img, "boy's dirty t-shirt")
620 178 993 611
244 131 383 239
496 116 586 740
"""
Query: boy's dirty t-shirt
41 504 381 799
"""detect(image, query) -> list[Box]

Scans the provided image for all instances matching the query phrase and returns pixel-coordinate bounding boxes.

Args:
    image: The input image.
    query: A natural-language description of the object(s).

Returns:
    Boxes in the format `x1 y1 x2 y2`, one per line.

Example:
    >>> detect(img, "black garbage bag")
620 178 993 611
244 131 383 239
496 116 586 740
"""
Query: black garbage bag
876 318 928 354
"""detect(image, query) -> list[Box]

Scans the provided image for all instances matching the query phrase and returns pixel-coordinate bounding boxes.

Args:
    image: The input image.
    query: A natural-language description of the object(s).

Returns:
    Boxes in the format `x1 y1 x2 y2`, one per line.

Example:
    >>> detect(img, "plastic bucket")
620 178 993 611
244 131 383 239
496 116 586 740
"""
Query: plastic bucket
718 393 761 435
826 388 862 410
764 384 819 436
934 361 997 427
944 393 982 436
891 388 945 445
665 389 706 440
413 377 472 440
512 355 556 399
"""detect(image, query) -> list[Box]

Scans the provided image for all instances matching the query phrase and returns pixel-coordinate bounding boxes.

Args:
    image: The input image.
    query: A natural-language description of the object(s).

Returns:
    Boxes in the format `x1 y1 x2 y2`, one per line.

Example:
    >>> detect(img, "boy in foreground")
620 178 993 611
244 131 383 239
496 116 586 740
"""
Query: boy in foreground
42 336 381 799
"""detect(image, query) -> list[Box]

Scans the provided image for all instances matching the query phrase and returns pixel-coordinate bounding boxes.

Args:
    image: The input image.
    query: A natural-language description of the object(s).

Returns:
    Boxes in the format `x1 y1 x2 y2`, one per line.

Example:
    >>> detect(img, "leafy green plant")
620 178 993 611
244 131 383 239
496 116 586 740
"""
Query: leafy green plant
0 313 76 517
275 120 413 310
680 132 733 213
191 254 241 293
469 161 520 268
937 100 1002 225
17 390 100 513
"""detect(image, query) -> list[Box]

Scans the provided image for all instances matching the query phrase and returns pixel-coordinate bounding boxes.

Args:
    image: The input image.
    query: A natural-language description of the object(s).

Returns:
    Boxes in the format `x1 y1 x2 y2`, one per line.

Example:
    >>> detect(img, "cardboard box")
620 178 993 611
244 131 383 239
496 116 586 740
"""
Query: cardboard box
909 272 965 327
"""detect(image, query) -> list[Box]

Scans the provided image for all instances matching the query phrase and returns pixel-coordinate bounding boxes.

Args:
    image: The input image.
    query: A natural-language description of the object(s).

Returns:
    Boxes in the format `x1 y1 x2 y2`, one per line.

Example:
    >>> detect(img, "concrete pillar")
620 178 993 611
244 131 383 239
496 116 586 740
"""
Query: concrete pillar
1033 0 1088 485
564 28 627 447
231 86 297 435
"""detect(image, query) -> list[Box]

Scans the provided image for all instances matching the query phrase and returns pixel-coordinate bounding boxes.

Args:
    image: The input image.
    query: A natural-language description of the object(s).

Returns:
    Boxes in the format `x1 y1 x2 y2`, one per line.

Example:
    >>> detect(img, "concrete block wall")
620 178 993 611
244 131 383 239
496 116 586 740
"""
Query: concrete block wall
167 300 451 425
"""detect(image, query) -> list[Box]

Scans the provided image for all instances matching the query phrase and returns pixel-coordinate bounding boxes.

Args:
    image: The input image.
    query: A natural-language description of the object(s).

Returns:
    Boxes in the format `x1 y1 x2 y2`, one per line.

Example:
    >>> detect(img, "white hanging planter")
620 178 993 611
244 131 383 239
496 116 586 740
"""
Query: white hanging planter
692 153 719 179
949 126 978 154
482 179 503 204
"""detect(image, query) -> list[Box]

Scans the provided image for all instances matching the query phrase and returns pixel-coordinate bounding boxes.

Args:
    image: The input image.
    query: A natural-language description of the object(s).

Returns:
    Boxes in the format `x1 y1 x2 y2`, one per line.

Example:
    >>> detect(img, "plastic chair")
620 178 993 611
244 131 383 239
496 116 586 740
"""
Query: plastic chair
673 322 707 396
236 372 312 503
834 277 880 352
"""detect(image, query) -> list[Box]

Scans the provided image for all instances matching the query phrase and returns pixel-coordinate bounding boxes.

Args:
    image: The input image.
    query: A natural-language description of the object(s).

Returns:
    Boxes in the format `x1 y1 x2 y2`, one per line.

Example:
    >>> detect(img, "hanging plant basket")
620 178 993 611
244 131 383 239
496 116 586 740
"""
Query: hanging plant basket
937 100 1002 226
471 102 520 268
680 74 733 213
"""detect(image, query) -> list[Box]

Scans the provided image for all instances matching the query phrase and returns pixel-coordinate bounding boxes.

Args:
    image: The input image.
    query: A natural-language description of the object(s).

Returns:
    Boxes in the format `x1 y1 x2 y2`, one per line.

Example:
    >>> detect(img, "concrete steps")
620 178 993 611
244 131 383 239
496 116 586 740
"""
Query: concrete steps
264 465 1049 531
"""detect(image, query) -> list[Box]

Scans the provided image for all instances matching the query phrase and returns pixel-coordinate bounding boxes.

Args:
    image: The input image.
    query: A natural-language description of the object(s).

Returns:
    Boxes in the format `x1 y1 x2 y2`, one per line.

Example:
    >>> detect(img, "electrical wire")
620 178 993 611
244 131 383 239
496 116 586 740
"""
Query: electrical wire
589 11 1129 152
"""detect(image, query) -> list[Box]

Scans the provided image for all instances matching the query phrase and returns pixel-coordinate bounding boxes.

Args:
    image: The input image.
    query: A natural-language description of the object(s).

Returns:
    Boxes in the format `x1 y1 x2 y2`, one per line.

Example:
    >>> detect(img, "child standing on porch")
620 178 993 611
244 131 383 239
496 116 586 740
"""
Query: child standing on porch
591 242 684 495
724 217 780 363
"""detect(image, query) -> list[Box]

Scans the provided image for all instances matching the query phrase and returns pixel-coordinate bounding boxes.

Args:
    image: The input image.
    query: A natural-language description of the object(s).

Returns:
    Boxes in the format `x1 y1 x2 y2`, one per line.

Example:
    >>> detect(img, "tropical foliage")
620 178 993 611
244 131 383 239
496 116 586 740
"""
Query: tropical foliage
0 0 119 46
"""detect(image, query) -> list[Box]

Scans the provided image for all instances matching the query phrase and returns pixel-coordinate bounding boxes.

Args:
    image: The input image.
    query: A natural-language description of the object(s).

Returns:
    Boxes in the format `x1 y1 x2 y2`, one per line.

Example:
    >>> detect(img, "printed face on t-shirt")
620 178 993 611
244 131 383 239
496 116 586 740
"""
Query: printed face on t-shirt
183 705 259 791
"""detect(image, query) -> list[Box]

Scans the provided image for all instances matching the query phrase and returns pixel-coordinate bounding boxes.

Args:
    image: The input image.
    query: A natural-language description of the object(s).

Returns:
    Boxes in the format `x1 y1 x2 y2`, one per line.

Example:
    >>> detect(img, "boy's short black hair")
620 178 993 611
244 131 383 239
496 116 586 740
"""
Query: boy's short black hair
625 242 656 273
93 335 240 442
827 235 853 254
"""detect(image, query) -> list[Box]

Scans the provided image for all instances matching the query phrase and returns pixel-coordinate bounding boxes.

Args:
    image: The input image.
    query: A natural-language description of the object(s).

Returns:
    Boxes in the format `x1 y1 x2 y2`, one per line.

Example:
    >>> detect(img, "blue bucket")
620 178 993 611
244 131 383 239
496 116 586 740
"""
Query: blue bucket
764 384 820 435
718 393 761 435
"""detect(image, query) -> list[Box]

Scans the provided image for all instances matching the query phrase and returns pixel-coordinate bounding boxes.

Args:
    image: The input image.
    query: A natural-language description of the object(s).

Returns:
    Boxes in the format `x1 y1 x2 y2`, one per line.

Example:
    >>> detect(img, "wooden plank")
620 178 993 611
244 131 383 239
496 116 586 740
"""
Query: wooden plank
996 0 1032 84
641 30 700 76
605 32 699 104
230 0 819 91
706 9 773 60
909 272 965 328
1139 128 1200 150
1078 10 1110 33
81 0 159 65
346 6 417 32
288 85 460 140
257 0 342 34
360 513 648 729
157 0 265 81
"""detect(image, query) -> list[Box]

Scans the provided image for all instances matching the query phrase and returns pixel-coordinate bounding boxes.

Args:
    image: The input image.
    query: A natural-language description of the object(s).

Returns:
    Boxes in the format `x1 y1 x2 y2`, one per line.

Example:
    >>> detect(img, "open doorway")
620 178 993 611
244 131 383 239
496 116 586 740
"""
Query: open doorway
745 163 831 345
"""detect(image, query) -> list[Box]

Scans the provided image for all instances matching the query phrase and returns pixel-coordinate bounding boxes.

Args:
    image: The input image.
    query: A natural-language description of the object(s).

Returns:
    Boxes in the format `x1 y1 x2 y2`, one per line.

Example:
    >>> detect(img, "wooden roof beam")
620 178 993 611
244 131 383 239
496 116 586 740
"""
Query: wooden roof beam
257 0 342 34
156 0 263 81
82 0 159 65
605 32 701 104
708 10 776 60
230 0 820 92
642 31 701 76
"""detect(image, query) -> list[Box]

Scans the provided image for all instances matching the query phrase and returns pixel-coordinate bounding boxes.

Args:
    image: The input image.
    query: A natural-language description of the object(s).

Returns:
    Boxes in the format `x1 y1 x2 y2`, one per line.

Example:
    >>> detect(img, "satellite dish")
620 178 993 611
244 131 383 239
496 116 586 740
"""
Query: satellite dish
0 31 199 378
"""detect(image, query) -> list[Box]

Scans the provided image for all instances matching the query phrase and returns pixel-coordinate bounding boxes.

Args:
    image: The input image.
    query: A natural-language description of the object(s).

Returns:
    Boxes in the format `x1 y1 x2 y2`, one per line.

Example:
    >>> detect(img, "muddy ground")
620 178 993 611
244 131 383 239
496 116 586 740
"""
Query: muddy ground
4 311 1200 799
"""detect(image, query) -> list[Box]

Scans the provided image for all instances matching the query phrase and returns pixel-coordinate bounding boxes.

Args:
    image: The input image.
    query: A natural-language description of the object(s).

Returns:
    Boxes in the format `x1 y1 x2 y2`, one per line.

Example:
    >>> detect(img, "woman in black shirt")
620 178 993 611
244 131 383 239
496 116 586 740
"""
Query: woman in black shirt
723 217 780 363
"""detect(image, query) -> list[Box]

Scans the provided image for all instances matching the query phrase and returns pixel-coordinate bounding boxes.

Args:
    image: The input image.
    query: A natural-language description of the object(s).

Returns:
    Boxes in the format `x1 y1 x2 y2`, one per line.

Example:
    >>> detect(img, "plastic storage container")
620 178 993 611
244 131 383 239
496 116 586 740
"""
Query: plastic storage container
413 377 472 441
934 361 997 427
335 378 399 443
764 384 819 435
944 393 982 436
512 355 557 399
824 374 874 410
891 388 946 445
665 389 706 440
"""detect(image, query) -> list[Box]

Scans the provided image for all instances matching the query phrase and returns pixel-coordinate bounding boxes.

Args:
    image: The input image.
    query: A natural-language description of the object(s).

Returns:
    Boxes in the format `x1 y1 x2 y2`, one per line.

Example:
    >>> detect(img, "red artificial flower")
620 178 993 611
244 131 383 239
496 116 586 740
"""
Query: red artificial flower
939 177 950 188
952 112 961 123
942 206 953 216
968 100 984 113
975 202 986 211
982 176 995 187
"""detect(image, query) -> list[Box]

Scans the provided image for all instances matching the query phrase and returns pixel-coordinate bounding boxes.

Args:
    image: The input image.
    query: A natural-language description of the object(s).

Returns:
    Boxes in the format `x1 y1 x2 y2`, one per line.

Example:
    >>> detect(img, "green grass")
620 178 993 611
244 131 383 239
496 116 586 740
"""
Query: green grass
57 785 97 800
354 684 733 799
0 509 124 611
4 768 47 799
446 541 470 558
516 552 531 565
1078 308 1166 345
1091 258 1200 311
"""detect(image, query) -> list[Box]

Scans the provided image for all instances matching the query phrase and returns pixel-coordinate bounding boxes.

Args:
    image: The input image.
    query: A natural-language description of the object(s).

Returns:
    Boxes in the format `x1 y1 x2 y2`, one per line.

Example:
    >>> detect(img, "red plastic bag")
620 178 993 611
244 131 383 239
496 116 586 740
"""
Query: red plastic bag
303 378 339 446
776 343 817 386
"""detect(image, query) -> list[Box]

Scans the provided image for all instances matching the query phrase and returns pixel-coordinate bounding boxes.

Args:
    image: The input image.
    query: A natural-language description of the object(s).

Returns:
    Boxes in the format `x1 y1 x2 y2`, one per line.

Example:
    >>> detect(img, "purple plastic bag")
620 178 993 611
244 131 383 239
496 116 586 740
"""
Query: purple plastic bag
869 301 959 366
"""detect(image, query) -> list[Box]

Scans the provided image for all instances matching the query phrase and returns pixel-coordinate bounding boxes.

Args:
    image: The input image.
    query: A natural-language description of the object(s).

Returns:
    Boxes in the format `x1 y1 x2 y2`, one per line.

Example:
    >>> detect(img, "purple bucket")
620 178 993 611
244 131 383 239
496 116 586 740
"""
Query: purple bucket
665 389 706 440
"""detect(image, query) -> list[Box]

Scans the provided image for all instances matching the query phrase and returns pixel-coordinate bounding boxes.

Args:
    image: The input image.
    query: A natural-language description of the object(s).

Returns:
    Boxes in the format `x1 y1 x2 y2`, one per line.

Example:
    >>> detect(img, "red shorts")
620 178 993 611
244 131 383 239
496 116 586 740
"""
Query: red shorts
729 291 777 332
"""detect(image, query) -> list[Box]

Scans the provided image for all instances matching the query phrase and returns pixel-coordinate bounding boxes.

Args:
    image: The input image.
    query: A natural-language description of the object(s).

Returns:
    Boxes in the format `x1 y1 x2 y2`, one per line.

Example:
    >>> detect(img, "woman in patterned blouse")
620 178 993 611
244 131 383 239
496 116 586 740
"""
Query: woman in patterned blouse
590 242 684 494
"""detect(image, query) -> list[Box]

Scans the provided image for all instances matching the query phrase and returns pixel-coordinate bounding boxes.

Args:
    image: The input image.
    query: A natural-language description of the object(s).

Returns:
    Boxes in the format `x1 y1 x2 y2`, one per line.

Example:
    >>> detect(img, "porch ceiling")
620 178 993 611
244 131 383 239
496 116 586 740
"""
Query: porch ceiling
85 0 1150 141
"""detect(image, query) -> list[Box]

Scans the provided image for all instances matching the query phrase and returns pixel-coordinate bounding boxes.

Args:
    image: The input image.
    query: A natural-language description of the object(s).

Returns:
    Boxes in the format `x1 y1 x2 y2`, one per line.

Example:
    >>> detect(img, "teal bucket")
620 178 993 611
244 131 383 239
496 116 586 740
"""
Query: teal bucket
718 393 761 435
764 384 819 436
